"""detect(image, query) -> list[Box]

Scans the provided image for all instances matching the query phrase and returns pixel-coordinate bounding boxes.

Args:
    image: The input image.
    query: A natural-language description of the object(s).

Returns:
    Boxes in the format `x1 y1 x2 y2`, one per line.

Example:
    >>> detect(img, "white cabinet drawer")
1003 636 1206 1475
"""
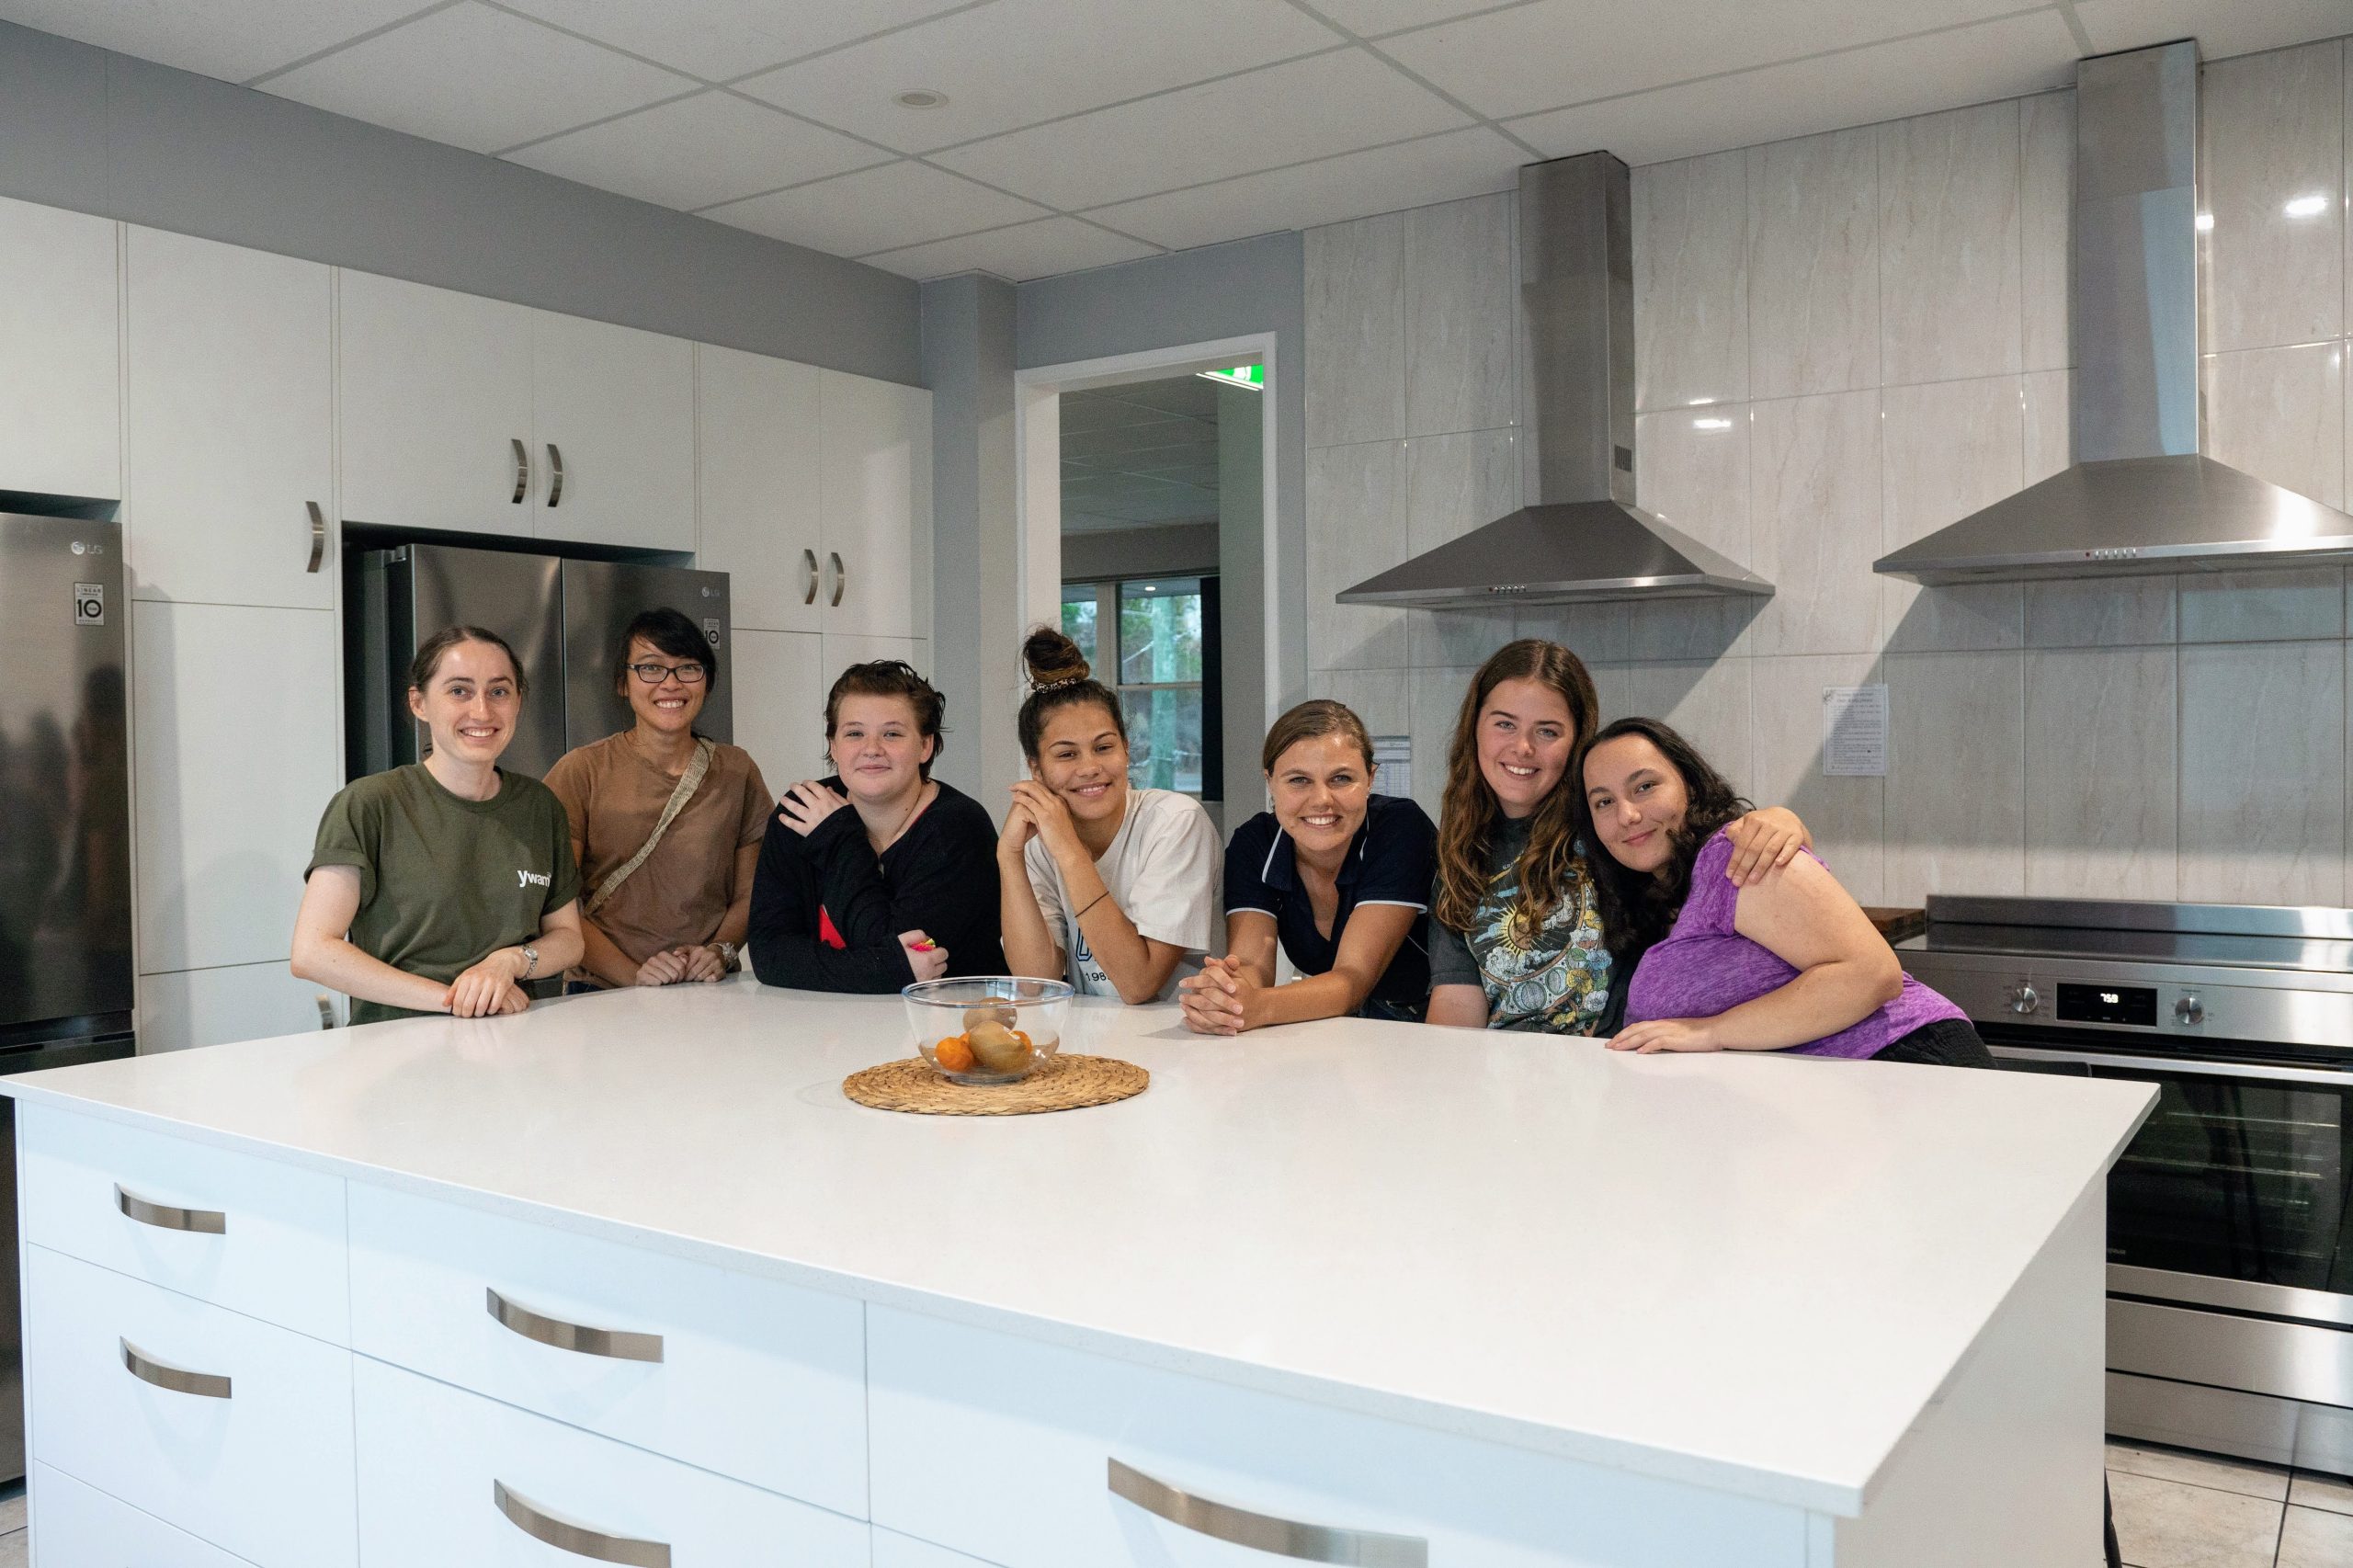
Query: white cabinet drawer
869 1308 1806 1568
354 1357 869 1566
19 1106 347 1343
873 1527 998 1568
347 1182 865 1516
25 1246 357 1568
30 1462 257 1568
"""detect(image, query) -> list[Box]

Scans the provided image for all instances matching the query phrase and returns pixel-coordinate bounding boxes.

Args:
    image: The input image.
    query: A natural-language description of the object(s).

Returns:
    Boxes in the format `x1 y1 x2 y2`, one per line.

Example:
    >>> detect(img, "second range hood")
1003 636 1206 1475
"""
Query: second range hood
1339 153 1771 610
1877 40 2353 585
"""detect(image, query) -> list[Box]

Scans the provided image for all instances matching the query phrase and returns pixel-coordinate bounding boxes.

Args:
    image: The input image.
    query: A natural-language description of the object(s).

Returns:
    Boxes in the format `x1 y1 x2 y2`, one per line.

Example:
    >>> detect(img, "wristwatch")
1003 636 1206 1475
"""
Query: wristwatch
712 940 739 973
517 944 540 981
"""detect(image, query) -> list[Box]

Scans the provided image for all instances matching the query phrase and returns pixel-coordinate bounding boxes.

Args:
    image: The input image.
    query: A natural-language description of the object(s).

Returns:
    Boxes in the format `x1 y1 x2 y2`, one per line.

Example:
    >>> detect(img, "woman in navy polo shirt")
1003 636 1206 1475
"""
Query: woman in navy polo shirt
1178 700 1436 1032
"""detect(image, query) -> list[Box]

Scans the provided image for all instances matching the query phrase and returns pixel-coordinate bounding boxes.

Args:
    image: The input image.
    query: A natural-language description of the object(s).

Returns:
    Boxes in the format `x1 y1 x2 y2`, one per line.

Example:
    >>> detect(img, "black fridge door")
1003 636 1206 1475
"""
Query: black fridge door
560 559 732 751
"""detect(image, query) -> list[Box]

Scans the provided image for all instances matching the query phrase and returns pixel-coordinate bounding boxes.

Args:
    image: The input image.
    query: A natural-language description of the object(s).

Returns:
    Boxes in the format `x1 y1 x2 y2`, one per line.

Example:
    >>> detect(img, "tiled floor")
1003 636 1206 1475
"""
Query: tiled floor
2109 1440 2353 1568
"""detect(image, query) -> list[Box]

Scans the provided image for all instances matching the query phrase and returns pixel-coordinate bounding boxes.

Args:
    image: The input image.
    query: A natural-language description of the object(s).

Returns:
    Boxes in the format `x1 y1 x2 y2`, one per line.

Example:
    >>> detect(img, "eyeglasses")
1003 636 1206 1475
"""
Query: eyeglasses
629 661 707 685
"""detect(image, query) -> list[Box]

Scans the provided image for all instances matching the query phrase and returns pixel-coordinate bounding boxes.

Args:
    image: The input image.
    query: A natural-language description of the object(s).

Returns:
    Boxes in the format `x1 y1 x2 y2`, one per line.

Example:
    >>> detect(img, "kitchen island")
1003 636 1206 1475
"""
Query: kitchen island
6 979 2153 1567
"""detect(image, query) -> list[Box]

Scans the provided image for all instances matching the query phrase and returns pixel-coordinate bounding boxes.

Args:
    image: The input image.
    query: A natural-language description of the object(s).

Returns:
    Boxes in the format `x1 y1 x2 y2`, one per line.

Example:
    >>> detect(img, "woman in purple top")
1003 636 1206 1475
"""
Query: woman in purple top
1573 717 1994 1066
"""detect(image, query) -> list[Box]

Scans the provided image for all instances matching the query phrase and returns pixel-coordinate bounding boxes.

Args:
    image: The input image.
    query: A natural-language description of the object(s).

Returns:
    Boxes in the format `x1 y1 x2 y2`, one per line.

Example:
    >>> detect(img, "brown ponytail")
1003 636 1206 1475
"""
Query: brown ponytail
1016 626 1124 759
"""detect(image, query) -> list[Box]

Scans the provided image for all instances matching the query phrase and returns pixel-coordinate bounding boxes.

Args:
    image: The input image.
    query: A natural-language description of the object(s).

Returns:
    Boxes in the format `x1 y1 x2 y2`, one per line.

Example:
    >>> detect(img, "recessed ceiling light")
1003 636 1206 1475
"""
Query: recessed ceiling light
893 89 948 109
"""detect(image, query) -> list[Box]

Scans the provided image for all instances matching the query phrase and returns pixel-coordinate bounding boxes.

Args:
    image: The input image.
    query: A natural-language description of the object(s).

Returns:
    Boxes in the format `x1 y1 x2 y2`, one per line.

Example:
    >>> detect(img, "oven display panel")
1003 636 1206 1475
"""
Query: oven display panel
2055 983 2158 1027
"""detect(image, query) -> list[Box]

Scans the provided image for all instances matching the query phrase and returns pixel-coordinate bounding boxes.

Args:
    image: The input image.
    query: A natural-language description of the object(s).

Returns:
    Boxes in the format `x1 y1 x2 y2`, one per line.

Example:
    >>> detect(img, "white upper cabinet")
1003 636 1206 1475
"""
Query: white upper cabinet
819 370 930 642
125 228 335 609
0 197 119 500
698 344 824 634
532 312 694 551
337 269 537 535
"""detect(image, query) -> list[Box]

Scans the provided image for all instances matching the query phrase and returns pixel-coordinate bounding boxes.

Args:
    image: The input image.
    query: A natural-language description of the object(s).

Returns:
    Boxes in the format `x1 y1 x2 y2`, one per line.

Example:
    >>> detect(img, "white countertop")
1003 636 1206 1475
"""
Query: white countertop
3 979 2154 1516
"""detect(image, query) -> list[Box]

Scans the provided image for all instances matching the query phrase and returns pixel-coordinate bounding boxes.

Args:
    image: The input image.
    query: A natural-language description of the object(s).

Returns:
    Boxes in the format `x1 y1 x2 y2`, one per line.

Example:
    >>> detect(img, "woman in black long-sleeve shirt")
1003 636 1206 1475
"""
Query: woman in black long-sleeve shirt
746 661 1005 992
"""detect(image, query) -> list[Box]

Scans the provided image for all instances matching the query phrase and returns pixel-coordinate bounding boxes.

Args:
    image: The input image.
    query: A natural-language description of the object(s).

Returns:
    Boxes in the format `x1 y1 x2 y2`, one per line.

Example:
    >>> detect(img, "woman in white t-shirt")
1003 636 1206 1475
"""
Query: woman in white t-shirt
997 627 1220 1003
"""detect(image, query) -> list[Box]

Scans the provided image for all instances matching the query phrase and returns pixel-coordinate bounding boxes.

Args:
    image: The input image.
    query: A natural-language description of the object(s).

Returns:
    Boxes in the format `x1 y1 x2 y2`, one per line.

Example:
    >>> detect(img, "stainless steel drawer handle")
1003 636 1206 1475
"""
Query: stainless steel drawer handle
827 550 845 608
487 1288 664 1363
494 1480 671 1567
1108 1457 1427 1568
512 437 530 504
801 547 819 606
305 500 326 574
546 442 565 507
116 1183 226 1234
120 1338 232 1400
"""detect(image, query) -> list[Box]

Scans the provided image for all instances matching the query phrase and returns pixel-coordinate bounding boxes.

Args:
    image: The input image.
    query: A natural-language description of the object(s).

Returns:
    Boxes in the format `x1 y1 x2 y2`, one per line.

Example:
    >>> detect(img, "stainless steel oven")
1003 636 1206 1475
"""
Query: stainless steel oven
1900 897 2353 1476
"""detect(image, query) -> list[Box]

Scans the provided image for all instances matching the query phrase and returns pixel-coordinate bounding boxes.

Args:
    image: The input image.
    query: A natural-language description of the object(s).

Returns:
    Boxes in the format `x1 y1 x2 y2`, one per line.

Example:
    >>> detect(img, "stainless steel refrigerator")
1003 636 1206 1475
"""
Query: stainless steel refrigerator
349 543 732 778
0 506 137 1483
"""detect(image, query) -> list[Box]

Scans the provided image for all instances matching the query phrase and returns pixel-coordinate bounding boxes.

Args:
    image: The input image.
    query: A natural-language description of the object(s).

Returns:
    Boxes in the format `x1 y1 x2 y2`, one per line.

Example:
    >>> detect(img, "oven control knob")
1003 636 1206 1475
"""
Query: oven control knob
2174 994 2204 1026
2007 984 2040 1016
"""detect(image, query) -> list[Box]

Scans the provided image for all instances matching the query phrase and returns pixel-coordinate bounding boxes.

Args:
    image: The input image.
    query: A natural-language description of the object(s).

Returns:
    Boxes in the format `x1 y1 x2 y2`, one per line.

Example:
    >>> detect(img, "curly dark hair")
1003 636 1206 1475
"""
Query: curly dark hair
1574 717 1753 959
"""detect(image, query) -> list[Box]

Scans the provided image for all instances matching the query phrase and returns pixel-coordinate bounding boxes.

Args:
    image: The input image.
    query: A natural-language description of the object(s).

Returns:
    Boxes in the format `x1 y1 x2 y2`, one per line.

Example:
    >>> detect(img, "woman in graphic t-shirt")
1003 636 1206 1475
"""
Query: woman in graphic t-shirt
998 628 1219 1004
293 626 584 1025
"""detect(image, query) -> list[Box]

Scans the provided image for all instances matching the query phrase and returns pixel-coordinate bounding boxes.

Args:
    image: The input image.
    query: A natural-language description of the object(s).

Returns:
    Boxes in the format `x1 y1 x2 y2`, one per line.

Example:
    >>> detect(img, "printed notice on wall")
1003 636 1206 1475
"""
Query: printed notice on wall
1822 685 1888 777
1372 735 1412 799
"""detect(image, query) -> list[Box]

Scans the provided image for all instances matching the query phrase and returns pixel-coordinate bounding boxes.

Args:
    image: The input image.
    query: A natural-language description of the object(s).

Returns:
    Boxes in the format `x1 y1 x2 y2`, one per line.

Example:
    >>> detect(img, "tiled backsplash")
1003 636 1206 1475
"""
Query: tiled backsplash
1304 36 2352 907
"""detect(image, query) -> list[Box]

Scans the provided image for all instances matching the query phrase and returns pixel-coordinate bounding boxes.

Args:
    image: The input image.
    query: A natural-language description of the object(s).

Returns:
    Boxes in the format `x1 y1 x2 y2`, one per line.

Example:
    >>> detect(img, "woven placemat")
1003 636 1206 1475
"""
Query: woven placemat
842 1052 1148 1116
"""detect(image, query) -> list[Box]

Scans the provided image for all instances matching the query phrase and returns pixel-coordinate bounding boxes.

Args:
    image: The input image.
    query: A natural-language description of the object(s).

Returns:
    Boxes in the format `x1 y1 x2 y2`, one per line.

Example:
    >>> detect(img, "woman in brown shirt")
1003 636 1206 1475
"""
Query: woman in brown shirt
544 608 771 988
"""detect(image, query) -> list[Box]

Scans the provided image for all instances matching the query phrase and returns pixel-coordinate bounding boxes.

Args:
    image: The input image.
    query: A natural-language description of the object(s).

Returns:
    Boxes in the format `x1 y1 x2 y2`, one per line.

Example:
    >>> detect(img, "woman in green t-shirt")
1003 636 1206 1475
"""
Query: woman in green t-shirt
293 627 585 1025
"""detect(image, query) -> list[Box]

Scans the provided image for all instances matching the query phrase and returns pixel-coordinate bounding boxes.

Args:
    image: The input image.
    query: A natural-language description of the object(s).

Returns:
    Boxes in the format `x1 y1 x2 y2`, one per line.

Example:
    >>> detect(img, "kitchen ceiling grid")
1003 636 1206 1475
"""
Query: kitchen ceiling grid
6 0 2347 282
1060 375 1225 534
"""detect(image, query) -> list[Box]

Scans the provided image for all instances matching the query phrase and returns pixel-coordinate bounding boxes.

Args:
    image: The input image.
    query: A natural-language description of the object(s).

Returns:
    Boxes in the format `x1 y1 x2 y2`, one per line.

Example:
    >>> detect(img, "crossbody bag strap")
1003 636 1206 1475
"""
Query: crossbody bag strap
585 738 713 918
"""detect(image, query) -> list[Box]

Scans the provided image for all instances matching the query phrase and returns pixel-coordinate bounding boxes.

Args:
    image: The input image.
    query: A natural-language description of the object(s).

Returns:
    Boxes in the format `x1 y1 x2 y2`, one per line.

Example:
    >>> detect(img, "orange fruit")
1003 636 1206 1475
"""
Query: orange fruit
932 1035 977 1074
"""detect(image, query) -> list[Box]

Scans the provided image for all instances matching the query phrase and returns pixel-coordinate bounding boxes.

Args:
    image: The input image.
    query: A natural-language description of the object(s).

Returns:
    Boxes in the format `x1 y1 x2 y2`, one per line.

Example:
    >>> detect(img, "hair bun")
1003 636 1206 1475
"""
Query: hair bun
1020 625 1091 690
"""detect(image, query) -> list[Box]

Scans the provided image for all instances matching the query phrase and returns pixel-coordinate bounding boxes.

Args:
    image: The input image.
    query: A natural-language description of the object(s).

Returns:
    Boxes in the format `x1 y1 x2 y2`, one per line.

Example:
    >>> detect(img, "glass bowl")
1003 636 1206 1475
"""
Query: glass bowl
903 977 1074 1085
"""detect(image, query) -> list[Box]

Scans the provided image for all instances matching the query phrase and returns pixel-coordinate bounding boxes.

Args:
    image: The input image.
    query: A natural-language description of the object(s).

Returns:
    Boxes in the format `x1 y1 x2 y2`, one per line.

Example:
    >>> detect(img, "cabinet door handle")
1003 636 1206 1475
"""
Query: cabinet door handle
828 550 846 608
546 442 564 507
512 438 530 504
120 1338 232 1400
801 548 820 606
116 1183 226 1234
304 500 326 574
486 1288 663 1363
1108 1458 1426 1568
494 1480 671 1567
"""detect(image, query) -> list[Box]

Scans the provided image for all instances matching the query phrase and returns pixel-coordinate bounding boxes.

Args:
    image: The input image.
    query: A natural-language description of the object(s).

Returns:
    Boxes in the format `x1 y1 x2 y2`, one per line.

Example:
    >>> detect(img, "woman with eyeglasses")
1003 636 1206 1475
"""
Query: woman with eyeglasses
542 608 773 989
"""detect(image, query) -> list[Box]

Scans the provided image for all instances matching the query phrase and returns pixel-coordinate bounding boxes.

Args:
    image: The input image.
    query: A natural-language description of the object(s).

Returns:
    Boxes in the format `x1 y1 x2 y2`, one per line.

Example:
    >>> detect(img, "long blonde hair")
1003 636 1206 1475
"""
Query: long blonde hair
1432 639 1600 933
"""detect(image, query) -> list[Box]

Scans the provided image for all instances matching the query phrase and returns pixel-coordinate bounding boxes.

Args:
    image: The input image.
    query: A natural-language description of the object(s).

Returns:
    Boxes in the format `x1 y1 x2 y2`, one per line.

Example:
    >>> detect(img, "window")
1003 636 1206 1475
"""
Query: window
1061 575 1219 799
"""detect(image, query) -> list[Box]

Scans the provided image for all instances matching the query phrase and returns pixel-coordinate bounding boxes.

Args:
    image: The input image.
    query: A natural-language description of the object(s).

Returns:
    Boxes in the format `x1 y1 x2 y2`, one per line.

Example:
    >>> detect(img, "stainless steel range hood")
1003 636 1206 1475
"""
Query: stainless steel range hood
1338 153 1771 609
1877 40 2353 585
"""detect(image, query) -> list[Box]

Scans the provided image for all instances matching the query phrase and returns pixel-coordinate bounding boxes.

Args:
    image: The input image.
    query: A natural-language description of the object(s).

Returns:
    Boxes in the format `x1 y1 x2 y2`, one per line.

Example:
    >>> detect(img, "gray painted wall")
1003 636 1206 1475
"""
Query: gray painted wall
1061 521 1220 581
0 21 920 382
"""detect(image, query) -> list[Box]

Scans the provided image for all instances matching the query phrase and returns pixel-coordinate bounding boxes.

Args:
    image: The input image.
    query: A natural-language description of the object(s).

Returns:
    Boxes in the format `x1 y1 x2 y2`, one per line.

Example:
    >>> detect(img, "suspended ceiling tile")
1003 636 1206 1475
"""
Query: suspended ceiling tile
2075 0 2353 60
1508 9 2079 168
702 158 1050 255
861 215 1160 281
1380 0 2031 121
261 3 696 155
1307 0 1516 40
506 91 884 210
0 0 435 82
737 0 1337 153
1086 125 1520 251
1061 395 1194 435
929 48 1469 212
1111 377 1225 418
496 0 979 83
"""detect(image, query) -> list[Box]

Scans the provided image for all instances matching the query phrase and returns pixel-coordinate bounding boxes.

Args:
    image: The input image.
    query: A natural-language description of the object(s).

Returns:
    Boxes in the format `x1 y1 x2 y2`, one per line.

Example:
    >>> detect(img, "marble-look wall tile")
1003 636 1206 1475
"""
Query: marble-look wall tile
1594 658 1755 790
1749 652 1887 904
2023 647 2177 900
2202 341 2347 508
1404 194 1516 437
1747 128 1879 400
2025 577 2177 647
1881 375 2026 651
1305 212 1404 449
1748 390 1881 656
2024 368 2071 483
2020 90 2074 374
2179 565 2345 642
1879 100 2023 386
1634 150 1748 412
2201 41 2345 354
2179 641 2345 905
1408 662 1478 821
1885 651 2027 903
1310 666 1412 738
1635 404 1751 562
1306 439 1408 669
1404 428 1520 667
